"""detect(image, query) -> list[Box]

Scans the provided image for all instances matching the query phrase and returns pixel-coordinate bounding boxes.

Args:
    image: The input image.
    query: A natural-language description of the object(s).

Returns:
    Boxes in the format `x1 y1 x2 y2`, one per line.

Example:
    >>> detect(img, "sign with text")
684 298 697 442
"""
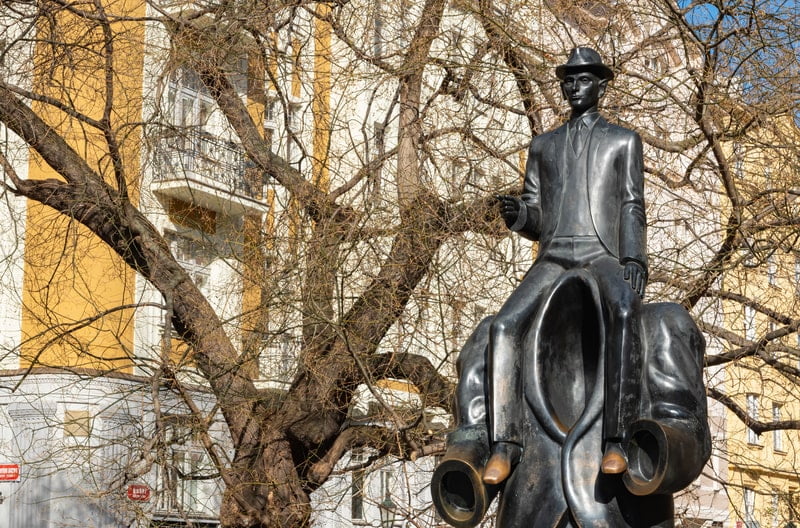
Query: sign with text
0 464 20 482
126 484 151 502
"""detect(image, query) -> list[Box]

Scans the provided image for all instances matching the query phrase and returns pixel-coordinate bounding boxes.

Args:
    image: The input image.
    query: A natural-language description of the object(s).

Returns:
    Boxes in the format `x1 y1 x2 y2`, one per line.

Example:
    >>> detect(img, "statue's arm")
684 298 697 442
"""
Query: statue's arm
499 139 542 240
618 131 648 274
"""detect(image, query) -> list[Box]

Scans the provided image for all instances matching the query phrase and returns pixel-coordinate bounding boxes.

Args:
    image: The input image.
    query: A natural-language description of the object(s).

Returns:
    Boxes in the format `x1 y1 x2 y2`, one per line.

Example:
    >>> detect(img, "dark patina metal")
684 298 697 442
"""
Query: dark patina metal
432 48 711 528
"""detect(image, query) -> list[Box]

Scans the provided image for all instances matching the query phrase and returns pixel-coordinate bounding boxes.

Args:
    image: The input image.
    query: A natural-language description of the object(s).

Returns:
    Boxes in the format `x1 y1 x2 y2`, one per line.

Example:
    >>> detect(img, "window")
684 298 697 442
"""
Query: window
772 404 784 452
264 98 278 154
286 104 301 170
155 421 214 515
744 487 757 528
286 104 300 133
368 121 386 198
380 469 395 527
747 394 759 444
168 69 215 132
745 305 756 341
229 55 249 94
373 0 383 56
264 127 275 155
768 255 777 287
772 493 780 528
265 98 277 124
175 450 202 510
291 39 303 99
380 468 393 500
64 409 92 438
259 334 299 383
351 449 365 521
165 231 212 290
645 56 665 74
733 142 744 178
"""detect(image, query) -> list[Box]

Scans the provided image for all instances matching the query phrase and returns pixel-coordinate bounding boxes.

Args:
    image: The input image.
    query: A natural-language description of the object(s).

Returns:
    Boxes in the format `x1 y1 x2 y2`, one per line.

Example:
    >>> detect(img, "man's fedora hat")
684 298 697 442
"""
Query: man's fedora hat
556 47 614 80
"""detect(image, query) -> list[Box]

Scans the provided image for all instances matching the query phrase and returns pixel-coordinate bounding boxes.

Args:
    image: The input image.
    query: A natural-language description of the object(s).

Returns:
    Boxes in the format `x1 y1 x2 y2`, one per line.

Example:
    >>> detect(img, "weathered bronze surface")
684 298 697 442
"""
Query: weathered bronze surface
432 48 711 528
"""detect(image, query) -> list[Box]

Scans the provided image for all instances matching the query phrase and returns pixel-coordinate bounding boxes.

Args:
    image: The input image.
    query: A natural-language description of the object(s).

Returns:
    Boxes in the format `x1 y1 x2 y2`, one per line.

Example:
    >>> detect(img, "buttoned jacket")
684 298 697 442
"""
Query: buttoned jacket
513 115 648 271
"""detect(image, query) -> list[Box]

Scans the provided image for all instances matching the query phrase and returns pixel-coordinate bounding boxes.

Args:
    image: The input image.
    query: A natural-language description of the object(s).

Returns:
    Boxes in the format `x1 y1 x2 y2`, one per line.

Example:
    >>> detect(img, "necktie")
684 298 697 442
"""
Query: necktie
572 120 586 153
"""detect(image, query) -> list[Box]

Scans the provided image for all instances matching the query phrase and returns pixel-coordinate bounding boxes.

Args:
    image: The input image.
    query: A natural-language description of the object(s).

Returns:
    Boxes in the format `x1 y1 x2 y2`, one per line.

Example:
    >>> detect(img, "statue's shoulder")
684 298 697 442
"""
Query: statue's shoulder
602 118 641 141
530 124 565 149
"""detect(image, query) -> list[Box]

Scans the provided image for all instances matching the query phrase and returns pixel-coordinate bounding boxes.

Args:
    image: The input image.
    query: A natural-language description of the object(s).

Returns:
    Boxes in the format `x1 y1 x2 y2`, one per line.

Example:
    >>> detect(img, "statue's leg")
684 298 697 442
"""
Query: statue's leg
588 256 643 463
487 260 564 447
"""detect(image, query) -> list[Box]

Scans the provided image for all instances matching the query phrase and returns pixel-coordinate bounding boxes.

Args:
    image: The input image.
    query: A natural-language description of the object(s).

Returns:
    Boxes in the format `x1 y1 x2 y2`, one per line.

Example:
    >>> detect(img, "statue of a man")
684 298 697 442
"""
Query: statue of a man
487 47 647 484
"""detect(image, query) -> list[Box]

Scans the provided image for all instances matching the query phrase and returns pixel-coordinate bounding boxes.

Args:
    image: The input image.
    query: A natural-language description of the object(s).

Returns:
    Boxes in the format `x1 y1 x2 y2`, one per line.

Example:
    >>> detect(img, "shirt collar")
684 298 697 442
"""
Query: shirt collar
571 111 600 128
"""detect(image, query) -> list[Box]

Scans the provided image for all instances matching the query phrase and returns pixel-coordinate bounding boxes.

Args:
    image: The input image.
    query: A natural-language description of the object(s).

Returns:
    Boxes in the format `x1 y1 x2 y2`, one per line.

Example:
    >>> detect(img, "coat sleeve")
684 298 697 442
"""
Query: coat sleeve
513 138 543 241
618 131 648 272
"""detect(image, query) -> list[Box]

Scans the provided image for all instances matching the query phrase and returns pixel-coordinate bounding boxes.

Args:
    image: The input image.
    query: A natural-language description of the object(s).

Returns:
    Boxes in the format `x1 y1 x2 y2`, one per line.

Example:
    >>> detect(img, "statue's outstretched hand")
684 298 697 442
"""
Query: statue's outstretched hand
623 261 647 298
496 195 521 230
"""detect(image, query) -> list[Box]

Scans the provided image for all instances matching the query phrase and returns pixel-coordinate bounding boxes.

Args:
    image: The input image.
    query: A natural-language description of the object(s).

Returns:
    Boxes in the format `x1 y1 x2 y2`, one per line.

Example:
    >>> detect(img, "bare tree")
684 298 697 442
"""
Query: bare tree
0 0 798 526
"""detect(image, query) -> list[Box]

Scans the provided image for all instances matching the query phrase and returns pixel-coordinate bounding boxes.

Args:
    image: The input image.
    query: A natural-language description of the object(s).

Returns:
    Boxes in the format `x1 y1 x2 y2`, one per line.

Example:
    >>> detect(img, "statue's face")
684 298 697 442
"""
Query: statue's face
560 71 607 114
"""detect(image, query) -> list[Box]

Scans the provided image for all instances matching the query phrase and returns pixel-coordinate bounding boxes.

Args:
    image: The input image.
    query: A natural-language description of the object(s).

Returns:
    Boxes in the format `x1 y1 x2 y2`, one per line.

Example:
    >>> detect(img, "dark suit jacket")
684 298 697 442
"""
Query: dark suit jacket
513 115 647 271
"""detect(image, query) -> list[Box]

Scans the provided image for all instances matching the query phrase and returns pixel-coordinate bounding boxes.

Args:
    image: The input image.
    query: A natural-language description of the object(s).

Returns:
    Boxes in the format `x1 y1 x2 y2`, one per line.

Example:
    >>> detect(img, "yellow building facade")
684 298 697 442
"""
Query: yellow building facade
19 0 145 372
3 0 337 377
0 0 331 524
719 117 800 528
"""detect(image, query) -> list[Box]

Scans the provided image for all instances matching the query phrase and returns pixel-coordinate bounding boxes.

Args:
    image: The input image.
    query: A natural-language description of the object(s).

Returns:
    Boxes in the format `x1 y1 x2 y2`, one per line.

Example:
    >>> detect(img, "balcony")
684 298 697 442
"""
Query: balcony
152 129 268 216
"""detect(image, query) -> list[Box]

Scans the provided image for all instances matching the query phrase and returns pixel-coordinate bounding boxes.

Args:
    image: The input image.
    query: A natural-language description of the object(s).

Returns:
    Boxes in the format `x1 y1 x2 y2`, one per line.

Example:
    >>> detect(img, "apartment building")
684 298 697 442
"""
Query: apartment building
712 119 800 528
0 0 795 527
0 0 261 525
0 0 473 525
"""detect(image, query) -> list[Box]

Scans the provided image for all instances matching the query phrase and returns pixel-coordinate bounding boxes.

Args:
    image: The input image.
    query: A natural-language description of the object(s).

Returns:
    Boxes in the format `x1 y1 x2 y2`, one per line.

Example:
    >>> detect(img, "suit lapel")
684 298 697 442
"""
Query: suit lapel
587 116 609 167
550 123 568 199
553 123 567 151
553 123 568 179
586 117 610 242
546 123 568 239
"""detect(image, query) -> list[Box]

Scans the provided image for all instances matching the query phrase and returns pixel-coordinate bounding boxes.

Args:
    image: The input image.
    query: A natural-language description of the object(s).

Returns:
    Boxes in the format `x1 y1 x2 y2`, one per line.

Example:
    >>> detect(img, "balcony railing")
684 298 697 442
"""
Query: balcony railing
256 336 301 389
155 129 263 202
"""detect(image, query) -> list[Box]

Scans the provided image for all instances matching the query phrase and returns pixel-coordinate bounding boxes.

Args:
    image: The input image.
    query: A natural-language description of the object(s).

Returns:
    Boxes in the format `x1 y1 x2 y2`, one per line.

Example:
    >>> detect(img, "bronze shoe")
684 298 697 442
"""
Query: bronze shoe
601 445 628 474
483 452 512 484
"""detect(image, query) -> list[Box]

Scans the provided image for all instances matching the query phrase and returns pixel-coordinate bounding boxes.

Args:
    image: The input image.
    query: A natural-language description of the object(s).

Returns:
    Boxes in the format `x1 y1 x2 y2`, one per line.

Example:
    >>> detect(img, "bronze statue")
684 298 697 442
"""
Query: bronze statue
490 47 646 482
432 48 711 528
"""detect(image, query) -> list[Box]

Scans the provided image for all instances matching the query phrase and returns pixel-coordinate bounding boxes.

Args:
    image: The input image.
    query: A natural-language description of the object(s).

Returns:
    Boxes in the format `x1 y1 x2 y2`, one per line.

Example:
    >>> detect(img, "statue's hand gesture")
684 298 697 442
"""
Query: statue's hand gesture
623 261 647 298
496 195 521 230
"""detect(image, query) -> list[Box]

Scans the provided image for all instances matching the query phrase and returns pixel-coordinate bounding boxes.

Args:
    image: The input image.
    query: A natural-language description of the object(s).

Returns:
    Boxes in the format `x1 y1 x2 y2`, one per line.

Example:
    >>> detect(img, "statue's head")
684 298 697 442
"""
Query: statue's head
557 47 613 114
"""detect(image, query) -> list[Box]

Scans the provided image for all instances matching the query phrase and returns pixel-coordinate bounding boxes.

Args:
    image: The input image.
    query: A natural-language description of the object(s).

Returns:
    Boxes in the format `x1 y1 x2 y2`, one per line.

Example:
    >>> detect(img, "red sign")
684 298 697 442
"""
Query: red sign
127 484 151 502
0 464 20 482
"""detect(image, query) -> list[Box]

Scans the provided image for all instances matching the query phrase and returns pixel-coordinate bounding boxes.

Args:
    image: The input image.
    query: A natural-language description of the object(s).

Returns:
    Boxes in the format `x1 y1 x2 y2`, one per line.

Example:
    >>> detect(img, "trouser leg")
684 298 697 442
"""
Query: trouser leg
488 260 564 445
590 256 643 442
